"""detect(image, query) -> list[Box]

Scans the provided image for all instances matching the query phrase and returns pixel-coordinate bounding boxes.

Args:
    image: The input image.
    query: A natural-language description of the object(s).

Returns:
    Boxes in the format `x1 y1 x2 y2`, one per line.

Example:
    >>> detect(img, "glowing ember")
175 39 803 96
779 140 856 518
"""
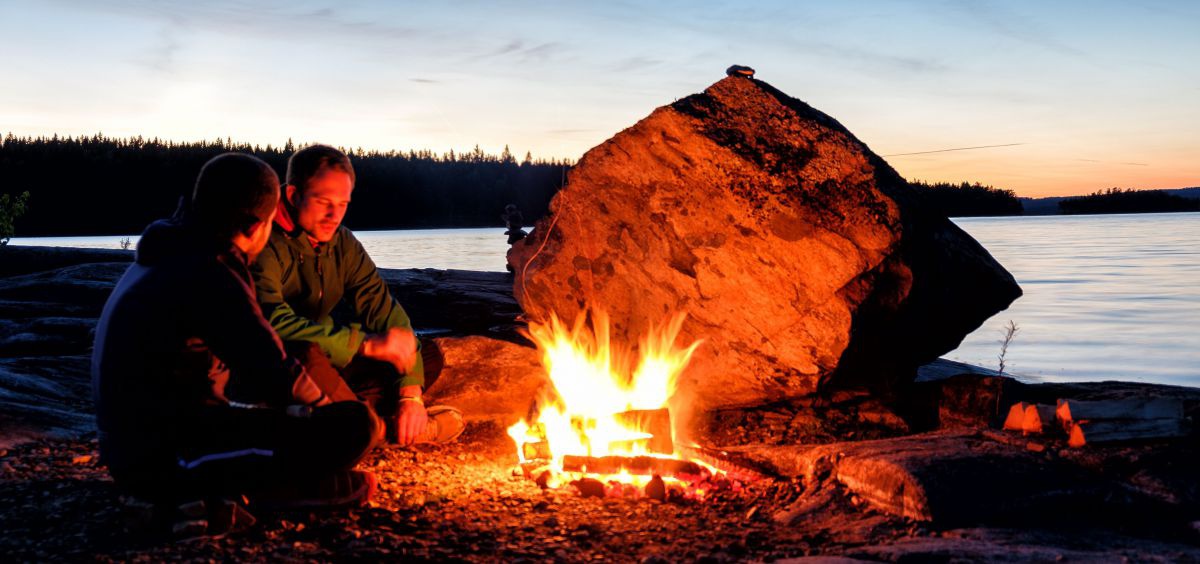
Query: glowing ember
507 308 720 497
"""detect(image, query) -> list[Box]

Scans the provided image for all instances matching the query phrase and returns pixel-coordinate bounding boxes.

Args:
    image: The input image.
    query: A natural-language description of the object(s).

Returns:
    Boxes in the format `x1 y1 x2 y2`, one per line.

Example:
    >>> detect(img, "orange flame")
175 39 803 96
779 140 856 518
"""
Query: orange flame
507 308 707 493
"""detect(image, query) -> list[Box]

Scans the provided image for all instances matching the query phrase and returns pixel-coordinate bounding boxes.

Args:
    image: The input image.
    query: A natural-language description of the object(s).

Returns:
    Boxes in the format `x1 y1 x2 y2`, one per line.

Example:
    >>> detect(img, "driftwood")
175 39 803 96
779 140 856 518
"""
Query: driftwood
1068 418 1189 447
561 455 704 477
1056 398 1184 426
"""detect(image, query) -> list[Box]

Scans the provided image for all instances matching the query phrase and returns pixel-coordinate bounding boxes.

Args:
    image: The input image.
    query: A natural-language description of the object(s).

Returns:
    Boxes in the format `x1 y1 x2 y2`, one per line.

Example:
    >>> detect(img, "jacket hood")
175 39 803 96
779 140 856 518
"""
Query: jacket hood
135 218 246 266
274 197 302 237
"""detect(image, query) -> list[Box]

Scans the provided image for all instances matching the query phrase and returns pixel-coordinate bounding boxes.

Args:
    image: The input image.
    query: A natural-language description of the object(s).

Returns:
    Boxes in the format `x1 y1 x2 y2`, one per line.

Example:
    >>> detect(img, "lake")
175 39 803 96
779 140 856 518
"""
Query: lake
12 212 1199 387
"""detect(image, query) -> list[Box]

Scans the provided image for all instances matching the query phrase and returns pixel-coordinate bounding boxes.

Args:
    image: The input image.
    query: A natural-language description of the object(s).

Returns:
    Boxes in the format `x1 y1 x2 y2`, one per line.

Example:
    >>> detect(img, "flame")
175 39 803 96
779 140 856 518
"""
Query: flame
508 308 710 495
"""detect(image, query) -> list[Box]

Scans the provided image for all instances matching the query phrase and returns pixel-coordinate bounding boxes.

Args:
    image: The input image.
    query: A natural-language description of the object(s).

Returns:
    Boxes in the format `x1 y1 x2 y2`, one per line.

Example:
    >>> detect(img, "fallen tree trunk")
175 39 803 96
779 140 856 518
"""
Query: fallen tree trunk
1068 418 1189 448
1056 398 1184 426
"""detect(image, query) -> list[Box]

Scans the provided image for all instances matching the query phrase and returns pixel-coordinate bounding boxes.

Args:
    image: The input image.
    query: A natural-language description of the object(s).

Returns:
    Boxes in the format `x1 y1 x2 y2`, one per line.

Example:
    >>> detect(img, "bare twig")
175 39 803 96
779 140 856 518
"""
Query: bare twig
997 320 1019 378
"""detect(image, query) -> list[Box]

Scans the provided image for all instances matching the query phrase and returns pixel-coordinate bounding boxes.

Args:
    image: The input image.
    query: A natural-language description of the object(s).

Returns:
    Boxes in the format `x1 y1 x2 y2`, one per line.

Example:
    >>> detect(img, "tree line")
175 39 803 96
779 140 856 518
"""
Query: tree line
908 180 1024 217
0 134 571 236
1058 188 1200 215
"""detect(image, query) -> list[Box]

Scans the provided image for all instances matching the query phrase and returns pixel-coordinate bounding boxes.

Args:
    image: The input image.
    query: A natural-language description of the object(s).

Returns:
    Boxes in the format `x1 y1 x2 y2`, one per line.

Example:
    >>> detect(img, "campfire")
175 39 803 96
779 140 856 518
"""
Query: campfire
506 309 728 499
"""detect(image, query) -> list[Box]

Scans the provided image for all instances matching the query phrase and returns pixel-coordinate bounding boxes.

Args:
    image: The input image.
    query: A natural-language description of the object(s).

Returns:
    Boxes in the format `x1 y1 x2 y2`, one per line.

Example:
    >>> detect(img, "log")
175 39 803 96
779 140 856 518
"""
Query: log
1022 404 1057 435
1068 418 1189 448
610 408 674 455
522 441 551 461
1056 398 1184 427
561 455 704 477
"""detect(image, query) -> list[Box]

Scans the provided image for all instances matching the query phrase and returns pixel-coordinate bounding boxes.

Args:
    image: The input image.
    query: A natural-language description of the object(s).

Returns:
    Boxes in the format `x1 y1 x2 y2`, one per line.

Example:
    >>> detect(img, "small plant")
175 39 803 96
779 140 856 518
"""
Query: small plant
0 191 31 246
119 237 132 250
997 320 1019 377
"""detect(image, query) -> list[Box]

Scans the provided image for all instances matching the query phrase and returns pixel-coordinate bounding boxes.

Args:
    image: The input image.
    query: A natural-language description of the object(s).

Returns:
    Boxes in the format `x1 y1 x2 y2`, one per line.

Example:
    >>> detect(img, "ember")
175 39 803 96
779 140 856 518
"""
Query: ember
506 308 723 497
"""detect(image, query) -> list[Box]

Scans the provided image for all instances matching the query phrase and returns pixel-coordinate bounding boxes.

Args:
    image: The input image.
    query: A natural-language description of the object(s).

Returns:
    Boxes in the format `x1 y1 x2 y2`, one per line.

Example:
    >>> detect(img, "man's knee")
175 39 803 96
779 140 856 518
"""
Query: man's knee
314 401 383 459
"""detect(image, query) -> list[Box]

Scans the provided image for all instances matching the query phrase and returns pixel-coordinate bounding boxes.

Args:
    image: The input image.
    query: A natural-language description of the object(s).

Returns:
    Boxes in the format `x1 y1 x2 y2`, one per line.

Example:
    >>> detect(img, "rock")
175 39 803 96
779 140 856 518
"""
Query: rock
731 431 1131 526
381 269 524 340
509 75 1020 415
424 336 549 426
0 245 132 279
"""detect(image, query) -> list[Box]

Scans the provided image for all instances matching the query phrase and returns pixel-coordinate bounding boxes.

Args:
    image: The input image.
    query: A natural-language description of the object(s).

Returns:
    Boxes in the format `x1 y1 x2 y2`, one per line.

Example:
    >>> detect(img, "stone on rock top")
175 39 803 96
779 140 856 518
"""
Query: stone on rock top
509 74 1020 413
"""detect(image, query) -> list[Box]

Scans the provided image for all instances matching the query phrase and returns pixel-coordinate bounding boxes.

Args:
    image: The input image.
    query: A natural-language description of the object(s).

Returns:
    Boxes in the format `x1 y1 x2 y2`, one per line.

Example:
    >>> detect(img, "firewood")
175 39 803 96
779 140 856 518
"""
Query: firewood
1068 418 1189 448
1056 398 1184 427
612 408 674 455
1021 404 1057 435
561 455 704 477
522 441 551 461
1003 402 1029 431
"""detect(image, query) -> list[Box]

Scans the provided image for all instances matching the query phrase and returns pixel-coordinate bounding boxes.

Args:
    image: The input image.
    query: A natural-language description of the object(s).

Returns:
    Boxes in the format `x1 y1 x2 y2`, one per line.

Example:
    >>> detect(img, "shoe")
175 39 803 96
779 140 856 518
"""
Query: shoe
415 405 465 445
250 469 377 511
121 496 257 540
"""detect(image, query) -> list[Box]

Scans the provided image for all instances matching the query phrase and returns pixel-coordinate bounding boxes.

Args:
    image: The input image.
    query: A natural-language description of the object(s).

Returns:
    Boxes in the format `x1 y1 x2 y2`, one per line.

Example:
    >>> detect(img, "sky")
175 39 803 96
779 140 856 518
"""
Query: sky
0 0 1196 197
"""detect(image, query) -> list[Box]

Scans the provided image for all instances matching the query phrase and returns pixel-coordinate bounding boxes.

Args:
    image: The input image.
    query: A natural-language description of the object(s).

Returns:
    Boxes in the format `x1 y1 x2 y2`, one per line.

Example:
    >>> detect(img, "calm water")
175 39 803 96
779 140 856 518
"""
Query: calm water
13 213 1200 386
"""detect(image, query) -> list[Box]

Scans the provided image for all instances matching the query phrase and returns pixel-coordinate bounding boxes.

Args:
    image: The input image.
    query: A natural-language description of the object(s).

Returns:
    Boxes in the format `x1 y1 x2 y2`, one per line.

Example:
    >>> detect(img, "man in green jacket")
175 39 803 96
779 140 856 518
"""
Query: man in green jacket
251 144 461 446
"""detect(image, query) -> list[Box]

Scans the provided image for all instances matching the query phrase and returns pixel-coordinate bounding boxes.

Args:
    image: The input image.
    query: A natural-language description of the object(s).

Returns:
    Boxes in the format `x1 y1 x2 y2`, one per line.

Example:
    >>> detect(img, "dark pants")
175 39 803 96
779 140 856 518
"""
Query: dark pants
108 401 380 505
286 339 443 423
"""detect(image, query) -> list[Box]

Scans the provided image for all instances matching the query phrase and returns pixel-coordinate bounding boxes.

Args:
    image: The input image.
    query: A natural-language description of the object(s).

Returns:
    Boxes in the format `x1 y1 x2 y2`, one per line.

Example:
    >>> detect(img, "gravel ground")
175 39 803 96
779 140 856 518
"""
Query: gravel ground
0 422 914 562
3 422 1197 562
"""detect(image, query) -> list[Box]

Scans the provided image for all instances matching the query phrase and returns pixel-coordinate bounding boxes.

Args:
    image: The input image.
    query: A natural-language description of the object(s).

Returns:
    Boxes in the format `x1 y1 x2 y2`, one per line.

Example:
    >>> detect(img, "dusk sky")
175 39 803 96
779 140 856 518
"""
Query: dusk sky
1 0 1196 197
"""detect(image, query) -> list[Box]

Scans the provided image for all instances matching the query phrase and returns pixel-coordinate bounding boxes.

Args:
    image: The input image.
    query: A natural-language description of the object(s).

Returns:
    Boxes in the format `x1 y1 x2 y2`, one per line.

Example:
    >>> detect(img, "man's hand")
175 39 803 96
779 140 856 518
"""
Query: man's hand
360 327 418 372
395 385 428 446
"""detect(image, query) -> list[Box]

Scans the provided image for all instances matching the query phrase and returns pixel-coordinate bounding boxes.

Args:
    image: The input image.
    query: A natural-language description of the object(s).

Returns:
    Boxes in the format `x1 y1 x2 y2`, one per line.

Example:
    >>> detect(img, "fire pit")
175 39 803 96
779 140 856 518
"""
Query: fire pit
505 309 738 499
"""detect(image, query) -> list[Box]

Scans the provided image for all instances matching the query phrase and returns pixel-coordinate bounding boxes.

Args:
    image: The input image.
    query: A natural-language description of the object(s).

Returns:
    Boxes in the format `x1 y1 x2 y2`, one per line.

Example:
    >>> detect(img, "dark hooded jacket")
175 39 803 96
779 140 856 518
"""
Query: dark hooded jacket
250 200 423 387
92 218 317 473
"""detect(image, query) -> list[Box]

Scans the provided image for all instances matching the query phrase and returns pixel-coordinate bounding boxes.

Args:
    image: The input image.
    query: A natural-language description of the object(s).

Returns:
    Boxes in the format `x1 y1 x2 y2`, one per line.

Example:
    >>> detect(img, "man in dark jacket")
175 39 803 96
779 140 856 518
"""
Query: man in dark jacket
92 153 381 533
251 144 462 446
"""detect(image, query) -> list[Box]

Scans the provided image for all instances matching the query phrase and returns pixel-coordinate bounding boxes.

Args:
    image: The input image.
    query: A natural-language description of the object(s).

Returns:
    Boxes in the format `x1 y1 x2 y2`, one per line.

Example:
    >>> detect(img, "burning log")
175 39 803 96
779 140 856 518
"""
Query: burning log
610 408 674 455
561 455 705 478
1068 418 1189 448
522 441 551 461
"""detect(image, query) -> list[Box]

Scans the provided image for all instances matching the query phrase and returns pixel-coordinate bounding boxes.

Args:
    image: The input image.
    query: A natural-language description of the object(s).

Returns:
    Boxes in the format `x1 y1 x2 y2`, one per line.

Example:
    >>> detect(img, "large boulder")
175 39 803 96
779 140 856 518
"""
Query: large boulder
510 74 1020 413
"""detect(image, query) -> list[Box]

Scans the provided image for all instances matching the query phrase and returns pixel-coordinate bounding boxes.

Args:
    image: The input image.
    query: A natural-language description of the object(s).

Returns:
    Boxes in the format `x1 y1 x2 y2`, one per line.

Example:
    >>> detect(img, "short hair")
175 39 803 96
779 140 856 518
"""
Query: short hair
191 153 280 240
285 144 355 194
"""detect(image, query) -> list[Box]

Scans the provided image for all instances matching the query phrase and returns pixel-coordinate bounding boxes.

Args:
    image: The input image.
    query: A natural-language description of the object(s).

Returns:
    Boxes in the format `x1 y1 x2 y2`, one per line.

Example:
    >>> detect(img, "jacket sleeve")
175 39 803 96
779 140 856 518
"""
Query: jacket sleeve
340 232 424 388
252 241 367 368
193 257 325 407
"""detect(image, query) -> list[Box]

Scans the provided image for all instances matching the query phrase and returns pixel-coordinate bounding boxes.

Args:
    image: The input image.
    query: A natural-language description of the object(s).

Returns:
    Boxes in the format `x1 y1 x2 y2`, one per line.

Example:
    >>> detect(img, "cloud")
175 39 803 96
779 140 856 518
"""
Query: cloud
473 39 564 63
136 22 184 75
409 78 440 84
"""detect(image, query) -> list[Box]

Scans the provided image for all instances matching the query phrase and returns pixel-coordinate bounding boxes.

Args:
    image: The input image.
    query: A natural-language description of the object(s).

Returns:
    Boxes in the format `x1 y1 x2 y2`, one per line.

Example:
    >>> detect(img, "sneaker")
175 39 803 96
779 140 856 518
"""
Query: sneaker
121 496 257 540
251 469 377 511
415 405 465 445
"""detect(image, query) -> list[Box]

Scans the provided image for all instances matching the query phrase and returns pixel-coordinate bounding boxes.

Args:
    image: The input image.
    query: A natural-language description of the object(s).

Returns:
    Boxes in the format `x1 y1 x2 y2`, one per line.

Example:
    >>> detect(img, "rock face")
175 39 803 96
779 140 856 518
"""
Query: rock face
510 75 1021 412
425 336 548 426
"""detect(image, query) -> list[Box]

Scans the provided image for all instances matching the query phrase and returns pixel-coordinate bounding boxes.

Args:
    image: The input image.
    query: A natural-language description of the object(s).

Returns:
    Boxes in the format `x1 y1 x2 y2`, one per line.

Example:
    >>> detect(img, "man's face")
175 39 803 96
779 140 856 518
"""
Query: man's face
289 168 353 243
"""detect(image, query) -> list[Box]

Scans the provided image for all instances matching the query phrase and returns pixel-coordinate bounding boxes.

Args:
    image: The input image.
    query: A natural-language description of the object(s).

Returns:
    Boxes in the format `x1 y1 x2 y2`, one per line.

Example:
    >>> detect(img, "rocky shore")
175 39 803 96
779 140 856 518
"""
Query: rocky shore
1 245 1198 561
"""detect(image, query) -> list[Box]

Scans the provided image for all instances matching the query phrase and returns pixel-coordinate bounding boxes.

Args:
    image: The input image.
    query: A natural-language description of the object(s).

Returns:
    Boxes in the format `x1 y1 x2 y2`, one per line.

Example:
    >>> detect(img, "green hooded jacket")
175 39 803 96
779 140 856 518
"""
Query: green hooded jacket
251 216 423 388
